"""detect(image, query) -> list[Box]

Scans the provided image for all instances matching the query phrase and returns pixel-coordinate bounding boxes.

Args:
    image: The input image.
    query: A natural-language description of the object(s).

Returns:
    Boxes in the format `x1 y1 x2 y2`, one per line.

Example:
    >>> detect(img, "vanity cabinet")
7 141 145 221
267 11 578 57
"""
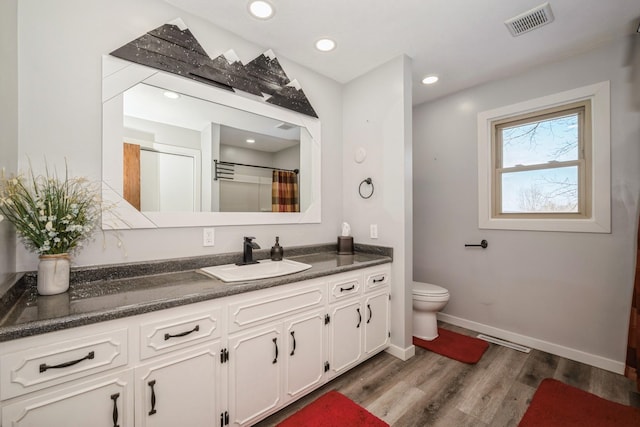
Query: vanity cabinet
227 308 327 426
1 370 133 427
0 322 134 427
283 310 326 402
0 301 223 427
363 291 390 356
134 306 223 427
228 324 282 426
226 281 326 426
0 263 391 427
328 267 390 379
135 343 219 427
328 298 363 376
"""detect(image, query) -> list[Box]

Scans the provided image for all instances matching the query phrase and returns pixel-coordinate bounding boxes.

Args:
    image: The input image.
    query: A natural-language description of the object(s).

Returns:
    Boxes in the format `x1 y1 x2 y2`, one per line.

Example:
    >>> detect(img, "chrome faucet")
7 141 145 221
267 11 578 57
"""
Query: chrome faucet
237 236 260 265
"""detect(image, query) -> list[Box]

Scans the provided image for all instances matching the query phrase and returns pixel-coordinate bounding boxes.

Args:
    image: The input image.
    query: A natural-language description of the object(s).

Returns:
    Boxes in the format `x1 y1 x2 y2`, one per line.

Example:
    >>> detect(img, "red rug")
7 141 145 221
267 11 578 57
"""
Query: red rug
413 328 489 364
518 378 640 426
277 390 388 427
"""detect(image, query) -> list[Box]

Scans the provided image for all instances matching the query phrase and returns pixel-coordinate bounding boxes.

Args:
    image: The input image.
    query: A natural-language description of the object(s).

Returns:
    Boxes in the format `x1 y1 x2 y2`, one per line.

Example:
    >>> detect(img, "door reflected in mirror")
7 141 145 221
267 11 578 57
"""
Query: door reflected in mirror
121 83 303 214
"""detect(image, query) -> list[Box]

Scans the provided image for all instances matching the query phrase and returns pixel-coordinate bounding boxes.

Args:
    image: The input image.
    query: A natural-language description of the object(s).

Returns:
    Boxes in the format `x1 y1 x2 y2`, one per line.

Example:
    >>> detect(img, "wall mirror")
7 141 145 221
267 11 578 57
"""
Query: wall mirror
102 55 321 229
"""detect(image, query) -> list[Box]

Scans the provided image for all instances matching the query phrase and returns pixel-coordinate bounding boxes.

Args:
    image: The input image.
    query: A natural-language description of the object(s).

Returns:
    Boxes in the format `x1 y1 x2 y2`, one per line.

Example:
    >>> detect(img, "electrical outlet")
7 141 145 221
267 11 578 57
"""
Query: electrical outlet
370 224 378 239
203 228 215 246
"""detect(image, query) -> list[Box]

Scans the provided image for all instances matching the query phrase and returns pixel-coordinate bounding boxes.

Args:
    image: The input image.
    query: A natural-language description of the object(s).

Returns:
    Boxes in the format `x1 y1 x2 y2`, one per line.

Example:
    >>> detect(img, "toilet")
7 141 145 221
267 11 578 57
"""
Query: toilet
412 282 450 340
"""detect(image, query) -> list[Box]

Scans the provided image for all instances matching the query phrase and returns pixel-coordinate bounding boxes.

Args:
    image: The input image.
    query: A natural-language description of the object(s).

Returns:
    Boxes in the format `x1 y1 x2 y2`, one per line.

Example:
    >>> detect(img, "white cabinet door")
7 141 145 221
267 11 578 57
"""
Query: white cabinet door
228 324 282 426
364 292 390 356
2 370 133 427
328 300 363 377
135 343 219 427
283 310 325 403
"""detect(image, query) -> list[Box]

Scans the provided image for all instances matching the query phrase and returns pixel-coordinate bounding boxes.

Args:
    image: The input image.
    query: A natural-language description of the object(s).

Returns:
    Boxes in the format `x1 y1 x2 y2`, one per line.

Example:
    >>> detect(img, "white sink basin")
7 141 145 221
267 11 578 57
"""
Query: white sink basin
199 259 312 282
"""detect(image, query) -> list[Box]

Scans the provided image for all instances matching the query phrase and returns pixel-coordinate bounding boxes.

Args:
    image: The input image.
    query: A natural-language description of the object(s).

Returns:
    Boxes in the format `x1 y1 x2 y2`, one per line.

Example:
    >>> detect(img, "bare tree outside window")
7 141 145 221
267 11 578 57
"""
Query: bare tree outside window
494 102 588 216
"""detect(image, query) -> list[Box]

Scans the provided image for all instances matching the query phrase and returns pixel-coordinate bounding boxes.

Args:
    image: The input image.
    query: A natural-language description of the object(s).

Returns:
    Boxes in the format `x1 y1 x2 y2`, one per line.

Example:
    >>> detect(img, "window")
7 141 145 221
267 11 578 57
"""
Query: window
478 81 610 233
493 101 590 217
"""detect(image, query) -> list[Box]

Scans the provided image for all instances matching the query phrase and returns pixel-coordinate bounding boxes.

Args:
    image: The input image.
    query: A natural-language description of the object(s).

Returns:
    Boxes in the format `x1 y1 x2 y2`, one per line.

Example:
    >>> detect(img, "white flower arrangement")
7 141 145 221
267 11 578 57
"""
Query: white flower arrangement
0 165 101 256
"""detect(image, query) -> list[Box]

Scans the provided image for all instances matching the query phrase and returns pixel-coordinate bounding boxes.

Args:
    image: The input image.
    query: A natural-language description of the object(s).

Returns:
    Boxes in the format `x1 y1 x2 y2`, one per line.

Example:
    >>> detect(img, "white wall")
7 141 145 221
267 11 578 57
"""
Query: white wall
343 55 413 358
124 116 202 150
0 0 18 283
15 0 343 270
413 36 640 372
220 145 275 178
274 144 300 172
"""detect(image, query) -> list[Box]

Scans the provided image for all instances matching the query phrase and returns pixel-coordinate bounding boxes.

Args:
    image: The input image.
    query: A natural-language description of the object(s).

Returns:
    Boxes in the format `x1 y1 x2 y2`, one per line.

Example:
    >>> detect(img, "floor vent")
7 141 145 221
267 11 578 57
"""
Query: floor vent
505 2 554 37
477 334 531 353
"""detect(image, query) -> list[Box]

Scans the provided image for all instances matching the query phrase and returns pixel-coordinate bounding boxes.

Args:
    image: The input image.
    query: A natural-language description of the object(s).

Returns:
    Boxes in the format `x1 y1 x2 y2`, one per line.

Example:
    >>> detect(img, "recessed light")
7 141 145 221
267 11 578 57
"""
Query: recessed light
248 1 274 19
246 139 256 144
315 38 336 52
422 75 439 85
163 91 180 99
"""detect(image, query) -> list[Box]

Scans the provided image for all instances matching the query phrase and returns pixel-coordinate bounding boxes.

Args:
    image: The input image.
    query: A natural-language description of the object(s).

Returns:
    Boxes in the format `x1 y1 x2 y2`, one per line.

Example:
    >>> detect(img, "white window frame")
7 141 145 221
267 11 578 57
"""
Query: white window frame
477 81 610 233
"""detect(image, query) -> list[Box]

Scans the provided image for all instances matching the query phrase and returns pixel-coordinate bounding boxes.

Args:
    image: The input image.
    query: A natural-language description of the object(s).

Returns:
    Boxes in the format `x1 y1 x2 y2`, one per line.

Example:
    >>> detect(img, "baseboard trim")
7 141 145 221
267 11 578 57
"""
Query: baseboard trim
385 343 415 361
437 313 625 374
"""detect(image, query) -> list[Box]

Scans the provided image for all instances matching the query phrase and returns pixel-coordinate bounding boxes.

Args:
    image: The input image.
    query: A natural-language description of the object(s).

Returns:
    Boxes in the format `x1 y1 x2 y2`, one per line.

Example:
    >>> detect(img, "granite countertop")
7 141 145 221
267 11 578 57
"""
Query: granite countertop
0 243 392 342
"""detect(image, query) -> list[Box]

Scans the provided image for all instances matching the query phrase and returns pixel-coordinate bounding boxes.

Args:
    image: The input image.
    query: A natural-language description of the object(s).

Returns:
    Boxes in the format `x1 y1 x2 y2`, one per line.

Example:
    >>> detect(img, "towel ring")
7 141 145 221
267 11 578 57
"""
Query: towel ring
359 178 374 199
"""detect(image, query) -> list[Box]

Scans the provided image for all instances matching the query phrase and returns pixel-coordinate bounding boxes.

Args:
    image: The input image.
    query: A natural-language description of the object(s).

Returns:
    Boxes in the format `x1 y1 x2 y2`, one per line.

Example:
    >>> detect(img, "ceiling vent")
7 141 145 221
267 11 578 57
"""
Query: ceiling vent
276 122 295 130
505 2 554 37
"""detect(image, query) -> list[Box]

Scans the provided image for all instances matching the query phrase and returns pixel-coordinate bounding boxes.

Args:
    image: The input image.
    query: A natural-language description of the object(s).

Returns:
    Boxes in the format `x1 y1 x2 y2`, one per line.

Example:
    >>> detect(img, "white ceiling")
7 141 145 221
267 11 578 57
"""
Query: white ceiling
167 0 639 106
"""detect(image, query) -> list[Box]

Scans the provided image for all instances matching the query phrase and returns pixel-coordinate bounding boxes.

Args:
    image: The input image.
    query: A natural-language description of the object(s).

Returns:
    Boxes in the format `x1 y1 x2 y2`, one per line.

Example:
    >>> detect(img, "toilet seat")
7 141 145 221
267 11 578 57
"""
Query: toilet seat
412 282 449 298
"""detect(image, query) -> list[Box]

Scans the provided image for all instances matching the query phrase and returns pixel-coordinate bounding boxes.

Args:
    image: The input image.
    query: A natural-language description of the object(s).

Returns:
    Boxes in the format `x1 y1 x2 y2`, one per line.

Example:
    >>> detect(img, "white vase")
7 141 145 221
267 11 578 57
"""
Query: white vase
37 254 70 295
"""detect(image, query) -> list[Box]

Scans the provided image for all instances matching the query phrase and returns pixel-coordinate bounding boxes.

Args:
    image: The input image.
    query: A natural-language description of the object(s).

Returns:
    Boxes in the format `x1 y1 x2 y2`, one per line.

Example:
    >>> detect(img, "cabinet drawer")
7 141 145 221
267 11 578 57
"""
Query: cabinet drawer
328 272 362 303
364 267 391 292
228 281 325 333
1 328 128 400
140 308 222 360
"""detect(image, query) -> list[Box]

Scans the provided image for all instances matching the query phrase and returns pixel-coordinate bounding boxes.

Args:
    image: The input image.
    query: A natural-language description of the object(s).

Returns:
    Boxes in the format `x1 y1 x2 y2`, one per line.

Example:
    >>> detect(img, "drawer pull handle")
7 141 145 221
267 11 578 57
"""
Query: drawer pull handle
340 284 355 292
220 411 229 427
373 276 385 283
367 304 372 323
164 324 200 341
148 380 157 415
111 393 120 427
273 337 279 364
39 351 95 373
356 308 362 328
290 331 296 356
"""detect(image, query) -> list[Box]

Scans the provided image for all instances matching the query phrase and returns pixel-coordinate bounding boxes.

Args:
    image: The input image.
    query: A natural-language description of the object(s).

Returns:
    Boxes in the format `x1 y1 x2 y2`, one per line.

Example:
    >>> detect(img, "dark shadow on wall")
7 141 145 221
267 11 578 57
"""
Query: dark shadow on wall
623 17 640 112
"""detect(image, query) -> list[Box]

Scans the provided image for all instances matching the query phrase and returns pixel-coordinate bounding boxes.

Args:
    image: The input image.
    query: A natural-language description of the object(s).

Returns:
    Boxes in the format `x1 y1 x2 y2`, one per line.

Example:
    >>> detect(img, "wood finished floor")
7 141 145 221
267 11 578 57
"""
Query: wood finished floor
256 322 640 426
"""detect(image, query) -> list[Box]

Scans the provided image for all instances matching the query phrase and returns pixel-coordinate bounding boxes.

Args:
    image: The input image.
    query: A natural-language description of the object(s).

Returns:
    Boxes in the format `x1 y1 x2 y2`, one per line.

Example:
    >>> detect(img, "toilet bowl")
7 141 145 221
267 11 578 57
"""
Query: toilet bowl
412 282 450 341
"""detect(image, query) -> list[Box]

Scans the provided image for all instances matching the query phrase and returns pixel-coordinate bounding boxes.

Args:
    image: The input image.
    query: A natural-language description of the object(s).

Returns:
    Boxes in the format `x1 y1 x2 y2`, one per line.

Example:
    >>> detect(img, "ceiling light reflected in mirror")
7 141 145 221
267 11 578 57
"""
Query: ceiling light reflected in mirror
315 38 336 52
248 1 274 19
163 90 180 99
422 75 439 85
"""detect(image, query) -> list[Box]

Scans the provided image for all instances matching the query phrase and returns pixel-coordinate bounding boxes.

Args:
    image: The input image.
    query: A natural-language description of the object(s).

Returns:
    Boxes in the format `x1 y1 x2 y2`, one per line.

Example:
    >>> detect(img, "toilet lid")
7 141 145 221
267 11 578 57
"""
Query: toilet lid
413 282 449 297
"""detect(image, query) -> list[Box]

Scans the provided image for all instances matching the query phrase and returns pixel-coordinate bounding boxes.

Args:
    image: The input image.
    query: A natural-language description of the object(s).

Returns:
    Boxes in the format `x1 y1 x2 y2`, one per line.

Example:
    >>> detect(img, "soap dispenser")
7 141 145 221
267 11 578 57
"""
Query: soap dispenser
270 236 283 261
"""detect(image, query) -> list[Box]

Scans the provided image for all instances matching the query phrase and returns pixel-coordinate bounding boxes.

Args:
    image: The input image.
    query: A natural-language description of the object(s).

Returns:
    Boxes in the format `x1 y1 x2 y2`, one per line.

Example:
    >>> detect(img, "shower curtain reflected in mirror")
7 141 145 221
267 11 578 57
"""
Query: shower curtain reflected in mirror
272 170 299 212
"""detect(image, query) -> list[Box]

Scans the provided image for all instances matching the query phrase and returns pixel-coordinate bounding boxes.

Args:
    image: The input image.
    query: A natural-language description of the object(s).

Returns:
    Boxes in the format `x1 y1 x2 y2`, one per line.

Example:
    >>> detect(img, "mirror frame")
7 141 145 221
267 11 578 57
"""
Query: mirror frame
102 55 321 229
